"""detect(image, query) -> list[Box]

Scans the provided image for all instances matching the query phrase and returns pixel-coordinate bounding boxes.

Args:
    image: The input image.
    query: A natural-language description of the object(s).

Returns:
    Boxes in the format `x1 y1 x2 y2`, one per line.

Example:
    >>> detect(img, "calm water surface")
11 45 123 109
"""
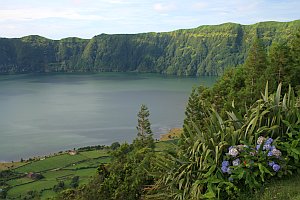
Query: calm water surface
0 73 217 161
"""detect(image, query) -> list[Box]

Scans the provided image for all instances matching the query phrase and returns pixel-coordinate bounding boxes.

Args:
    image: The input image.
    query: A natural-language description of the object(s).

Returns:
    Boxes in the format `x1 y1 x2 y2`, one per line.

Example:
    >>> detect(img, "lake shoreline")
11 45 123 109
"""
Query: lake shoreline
0 128 183 165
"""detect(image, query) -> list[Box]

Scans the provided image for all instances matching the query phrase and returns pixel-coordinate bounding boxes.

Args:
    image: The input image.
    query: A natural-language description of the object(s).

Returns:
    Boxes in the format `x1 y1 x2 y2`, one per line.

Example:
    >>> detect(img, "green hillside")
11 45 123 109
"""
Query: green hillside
0 20 299 75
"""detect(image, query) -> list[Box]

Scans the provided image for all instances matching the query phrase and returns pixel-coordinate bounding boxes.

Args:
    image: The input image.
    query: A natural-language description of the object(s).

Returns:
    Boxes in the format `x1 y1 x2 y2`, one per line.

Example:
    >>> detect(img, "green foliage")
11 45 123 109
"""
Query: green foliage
183 86 209 132
200 29 300 116
135 104 154 149
70 176 79 188
244 38 268 103
152 83 300 199
61 143 155 200
110 142 121 150
0 20 299 75
222 142 286 191
53 181 65 193
152 108 241 199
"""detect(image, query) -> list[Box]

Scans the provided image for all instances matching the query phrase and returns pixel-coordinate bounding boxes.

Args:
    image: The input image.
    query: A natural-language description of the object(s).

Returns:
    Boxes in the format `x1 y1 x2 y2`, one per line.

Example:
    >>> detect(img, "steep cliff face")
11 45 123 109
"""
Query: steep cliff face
0 20 299 75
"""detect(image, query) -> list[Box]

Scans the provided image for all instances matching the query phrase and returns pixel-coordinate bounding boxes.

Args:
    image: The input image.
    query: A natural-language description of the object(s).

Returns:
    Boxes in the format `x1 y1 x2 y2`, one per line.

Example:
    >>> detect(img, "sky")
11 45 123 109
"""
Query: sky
0 0 299 39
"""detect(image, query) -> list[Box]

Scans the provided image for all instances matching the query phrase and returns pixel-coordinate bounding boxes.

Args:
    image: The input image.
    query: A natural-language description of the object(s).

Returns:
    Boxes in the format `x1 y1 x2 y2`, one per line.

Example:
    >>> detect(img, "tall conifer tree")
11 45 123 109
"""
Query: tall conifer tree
244 37 268 102
135 104 154 148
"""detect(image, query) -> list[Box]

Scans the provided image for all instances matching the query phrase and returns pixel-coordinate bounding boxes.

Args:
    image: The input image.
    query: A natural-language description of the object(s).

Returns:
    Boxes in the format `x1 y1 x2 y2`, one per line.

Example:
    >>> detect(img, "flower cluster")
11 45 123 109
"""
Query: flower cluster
256 136 282 171
268 161 281 172
256 136 281 158
221 145 247 174
221 136 282 176
221 160 231 173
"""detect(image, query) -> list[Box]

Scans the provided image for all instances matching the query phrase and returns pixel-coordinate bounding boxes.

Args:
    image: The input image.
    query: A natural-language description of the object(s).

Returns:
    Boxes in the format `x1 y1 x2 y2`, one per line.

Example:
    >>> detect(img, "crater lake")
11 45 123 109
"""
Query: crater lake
0 73 216 161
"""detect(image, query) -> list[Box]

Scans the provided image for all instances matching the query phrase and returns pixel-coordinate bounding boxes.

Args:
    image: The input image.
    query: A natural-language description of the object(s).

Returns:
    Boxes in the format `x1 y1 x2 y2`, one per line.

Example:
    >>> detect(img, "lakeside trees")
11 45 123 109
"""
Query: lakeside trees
57 105 155 200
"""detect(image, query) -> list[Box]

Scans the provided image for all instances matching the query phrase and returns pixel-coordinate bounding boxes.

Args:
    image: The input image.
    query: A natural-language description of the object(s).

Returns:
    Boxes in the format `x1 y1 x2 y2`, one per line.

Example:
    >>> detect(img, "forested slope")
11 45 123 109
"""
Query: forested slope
0 20 299 75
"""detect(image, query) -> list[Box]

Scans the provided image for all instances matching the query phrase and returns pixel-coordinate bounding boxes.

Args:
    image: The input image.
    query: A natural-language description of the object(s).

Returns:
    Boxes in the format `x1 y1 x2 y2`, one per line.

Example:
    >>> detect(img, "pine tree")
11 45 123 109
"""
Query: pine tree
181 87 209 149
289 30 300 90
244 37 268 102
183 87 203 131
266 42 292 91
135 104 154 148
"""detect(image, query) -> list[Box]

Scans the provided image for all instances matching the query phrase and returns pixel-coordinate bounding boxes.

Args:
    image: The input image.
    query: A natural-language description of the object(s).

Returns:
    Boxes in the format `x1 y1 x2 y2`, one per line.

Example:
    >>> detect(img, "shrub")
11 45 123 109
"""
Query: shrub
153 83 300 199
221 136 286 190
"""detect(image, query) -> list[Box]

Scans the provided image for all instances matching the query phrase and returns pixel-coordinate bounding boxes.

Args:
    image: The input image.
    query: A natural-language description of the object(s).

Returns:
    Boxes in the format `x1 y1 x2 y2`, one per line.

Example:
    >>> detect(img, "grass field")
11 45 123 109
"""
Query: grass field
6 177 34 186
7 179 57 198
79 150 109 159
15 153 88 173
7 168 98 198
42 170 75 180
64 156 111 170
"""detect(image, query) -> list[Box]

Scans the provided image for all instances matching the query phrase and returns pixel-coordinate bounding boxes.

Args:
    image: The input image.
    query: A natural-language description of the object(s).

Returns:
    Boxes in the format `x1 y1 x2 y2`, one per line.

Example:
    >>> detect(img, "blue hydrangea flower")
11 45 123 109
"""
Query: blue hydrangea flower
267 151 273 157
222 160 229 167
268 161 275 167
221 166 229 173
263 144 271 151
256 144 261 150
232 158 240 166
273 164 281 172
266 138 273 145
270 145 276 151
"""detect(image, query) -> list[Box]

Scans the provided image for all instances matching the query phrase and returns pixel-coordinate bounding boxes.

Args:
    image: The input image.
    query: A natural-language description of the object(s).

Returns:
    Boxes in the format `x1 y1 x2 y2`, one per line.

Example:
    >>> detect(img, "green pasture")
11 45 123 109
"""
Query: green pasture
42 170 74 180
7 167 98 199
6 177 34 186
7 180 57 198
15 153 87 173
79 150 109 159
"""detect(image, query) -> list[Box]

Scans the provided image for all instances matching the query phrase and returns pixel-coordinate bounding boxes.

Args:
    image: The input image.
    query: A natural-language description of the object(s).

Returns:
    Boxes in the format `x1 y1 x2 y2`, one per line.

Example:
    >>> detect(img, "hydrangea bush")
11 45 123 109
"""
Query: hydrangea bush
221 136 286 189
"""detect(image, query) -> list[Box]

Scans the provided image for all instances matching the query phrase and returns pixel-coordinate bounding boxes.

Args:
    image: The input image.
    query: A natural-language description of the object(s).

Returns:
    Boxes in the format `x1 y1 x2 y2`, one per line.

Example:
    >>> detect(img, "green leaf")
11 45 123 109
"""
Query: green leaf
203 191 216 199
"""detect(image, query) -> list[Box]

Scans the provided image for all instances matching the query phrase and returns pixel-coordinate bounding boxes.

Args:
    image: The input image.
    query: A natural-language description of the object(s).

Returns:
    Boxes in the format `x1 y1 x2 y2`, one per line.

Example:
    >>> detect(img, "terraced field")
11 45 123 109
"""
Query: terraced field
2 149 111 199
15 153 88 173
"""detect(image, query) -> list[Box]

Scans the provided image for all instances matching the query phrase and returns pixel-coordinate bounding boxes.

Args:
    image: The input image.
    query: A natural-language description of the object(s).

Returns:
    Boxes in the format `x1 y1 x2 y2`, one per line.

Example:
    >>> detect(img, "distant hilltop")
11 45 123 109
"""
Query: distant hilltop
0 20 299 76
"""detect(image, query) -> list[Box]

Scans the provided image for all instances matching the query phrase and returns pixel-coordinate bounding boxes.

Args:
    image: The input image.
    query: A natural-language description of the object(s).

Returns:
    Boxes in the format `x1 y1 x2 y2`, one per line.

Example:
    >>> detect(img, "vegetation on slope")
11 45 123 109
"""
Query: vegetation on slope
51 29 300 200
0 20 299 75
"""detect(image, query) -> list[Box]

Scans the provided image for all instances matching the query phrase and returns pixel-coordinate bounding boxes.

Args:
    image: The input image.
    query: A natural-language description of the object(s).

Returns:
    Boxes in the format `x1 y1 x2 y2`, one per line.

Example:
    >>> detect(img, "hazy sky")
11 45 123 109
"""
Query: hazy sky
0 0 299 39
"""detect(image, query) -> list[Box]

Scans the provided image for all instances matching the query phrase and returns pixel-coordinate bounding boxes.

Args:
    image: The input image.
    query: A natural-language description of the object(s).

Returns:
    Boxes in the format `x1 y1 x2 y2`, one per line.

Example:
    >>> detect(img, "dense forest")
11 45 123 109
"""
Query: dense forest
0 20 299 76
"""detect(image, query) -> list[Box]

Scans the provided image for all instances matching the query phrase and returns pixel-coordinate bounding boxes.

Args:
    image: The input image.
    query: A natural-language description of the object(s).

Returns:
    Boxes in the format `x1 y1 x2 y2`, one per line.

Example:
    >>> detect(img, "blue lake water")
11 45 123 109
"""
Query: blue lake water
0 73 217 161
